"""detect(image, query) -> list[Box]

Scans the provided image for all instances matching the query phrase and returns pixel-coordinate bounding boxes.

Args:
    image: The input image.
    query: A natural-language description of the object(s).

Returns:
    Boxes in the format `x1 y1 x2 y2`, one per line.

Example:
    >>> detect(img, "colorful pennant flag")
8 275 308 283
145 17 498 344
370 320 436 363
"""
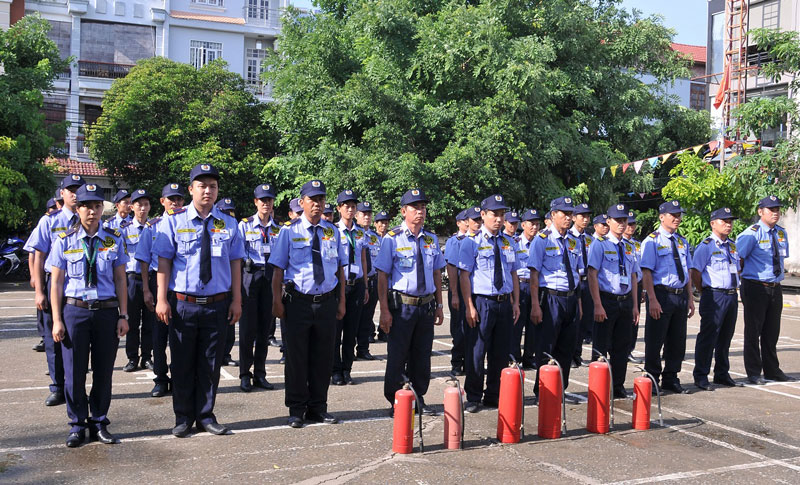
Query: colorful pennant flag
610 165 618 177
648 157 659 168
622 163 630 173
634 160 644 173
692 144 703 154
639 193 646 199
600 167 606 178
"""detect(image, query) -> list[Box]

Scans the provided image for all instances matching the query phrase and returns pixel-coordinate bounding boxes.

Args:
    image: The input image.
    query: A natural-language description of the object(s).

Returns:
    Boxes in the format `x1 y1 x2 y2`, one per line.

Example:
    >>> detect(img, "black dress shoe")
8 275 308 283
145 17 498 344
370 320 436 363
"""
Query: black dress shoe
613 388 633 399
694 381 713 391
33 339 45 352
199 422 229 435
450 366 465 376
288 416 304 428
465 402 481 413
331 373 345 386
628 354 644 364
521 361 536 370
268 337 280 347
713 375 742 387
223 356 238 367
122 360 138 372
418 405 438 416
253 376 274 390
343 371 354 385
279 355 285 364
151 382 170 397
240 376 253 392
45 391 65 406
583 337 592 344
90 427 119 444
377 333 387 342
662 382 689 394
172 422 193 438
564 395 581 404
571 358 582 369
368 335 376 343
141 359 154 371
482 399 498 409
66 431 85 448
305 411 338 424
747 376 766 385
356 351 377 361
765 372 796 382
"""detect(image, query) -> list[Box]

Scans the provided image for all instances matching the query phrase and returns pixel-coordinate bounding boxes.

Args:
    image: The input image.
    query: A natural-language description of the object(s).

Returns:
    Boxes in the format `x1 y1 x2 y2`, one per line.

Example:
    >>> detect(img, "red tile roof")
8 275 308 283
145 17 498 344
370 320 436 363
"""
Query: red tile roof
47 157 108 177
671 43 706 64
170 10 246 25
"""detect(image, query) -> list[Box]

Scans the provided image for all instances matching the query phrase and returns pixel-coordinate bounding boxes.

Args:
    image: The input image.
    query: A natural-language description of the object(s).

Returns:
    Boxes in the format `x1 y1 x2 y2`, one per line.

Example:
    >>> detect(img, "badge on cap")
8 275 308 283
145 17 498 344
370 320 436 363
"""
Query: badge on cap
201 164 210 171
412 189 420 196
170 183 179 190
312 181 320 188
137 189 145 194
345 190 352 195
565 197 571 203
511 211 517 217
770 196 776 201
262 184 269 190
617 204 624 210
86 184 97 192
672 201 679 206
72 175 80 181
225 198 231 204
364 202 370 207
121 189 128 194
628 211 634 216
724 208 730 213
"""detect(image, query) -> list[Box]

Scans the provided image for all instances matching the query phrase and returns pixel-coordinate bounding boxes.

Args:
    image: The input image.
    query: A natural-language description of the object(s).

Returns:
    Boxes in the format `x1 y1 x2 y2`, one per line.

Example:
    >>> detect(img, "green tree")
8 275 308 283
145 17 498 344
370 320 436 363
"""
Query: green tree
86 57 279 215
0 15 69 231
264 0 710 230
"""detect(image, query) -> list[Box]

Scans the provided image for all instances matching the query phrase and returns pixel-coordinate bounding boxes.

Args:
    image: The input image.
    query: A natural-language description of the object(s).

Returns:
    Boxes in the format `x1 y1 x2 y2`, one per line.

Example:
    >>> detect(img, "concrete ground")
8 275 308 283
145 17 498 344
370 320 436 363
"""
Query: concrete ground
1 281 799 484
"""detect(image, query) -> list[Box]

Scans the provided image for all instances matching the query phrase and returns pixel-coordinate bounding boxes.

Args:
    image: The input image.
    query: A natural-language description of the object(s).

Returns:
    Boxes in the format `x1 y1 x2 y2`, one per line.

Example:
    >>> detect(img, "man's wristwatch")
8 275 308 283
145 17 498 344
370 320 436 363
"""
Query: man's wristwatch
118 314 129 320
436 303 443 310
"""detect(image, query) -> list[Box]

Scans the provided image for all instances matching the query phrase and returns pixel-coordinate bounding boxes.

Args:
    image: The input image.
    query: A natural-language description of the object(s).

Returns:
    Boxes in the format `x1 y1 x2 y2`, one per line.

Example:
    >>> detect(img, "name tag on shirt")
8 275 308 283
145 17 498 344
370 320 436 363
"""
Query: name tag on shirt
211 243 222 258
262 242 271 255
84 287 98 301
504 250 515 262
620 275 630 286
729 264 738 274
399 257 413 268
325 247 338 259
780 248 787 257
759 242 771 250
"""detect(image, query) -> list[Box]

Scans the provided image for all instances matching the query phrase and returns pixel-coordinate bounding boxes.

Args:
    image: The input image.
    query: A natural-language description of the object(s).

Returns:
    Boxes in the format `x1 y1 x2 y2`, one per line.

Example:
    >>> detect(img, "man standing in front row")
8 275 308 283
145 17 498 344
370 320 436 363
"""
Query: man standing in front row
154 163 244 438
270 180 346 428
376 188 445 416
639 201 694 394
690 208 742 390
737 196 796 384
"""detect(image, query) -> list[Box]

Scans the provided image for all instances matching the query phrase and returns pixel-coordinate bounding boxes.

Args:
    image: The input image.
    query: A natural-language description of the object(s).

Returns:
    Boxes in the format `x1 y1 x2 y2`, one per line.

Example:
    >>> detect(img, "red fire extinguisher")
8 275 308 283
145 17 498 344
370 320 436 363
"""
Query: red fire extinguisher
497 356 525 443
632 369 663 430
443 377 465 449
538 352 566 439
587 351 614 433
392 377 425 453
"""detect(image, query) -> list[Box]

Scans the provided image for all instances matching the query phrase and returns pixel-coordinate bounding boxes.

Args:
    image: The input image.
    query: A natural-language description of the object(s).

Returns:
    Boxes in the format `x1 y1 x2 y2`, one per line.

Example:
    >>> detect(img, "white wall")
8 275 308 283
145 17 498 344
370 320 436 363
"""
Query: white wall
168 25 245 75
639 73 693 109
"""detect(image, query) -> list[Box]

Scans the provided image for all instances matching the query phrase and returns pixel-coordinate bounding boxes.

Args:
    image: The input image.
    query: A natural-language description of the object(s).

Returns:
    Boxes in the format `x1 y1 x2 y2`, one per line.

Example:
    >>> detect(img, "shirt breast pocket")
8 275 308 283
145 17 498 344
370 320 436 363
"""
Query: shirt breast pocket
477 248 494 270
98 249 118 273
603 251 620 268
66 252 85 278
176 231 199 255
424 248 438 267
542 249 561 271
290 239 311 264
656 247 672 260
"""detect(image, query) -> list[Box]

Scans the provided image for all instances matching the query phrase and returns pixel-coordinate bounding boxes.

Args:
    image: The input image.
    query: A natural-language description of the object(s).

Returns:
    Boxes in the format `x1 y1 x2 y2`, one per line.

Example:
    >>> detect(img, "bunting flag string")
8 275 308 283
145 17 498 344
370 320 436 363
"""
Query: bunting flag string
610 165 618 177
633 160 644 173
622 163 630 173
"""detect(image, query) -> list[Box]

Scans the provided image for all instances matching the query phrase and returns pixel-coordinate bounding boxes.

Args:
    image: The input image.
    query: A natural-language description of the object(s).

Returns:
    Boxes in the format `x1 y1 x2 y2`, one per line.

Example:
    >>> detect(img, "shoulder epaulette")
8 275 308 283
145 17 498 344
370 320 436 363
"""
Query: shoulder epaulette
387 225 403 237
537 232 548 239
456 234 465 240
289 218 302 226
702 237 712 245
596 236 605 242
241 217 251 223
167 207 186 216
59 225 79 239
146 217 161 228
47 209 62 218
648 232 658 239
750 224 758 231
119 220 132 229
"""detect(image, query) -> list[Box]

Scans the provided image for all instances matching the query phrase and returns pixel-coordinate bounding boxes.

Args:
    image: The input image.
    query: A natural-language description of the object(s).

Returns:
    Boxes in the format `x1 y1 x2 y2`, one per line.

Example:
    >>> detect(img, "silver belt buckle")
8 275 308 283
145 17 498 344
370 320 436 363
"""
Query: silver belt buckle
195 296 208 304
312 294 323 303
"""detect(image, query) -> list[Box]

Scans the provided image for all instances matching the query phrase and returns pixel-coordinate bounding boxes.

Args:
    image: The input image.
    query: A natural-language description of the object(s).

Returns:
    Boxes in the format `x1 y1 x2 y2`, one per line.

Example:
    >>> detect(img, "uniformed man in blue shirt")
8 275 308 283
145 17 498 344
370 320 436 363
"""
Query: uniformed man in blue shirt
331 190 369 386
28 195 59 353
104 189 132 230
459 194 522 413
216 198 236 219
528 197 583 400
48 183 129 447
593 214 609 238
270 179 346 428
690 207 743 390
135 182 184 398
587 204 640 398
376 188 445 415
736 196 796 384
640 200 694 394
355 201 380 359
120 189 154 373
373 210 391 342
236 184 280 393
322 202 334 222
515 209 541 368
503 210 520 240
623 211 644 364
28 174 87 407
570 202 593 368
216 197 239 367
153 163 245 438
444 209 469 375
288 197 303 221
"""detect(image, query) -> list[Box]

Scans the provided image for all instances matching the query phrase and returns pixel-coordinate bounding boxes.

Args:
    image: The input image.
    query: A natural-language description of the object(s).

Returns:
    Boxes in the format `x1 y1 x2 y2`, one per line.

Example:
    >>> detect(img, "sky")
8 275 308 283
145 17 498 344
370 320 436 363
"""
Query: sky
288 0 709 47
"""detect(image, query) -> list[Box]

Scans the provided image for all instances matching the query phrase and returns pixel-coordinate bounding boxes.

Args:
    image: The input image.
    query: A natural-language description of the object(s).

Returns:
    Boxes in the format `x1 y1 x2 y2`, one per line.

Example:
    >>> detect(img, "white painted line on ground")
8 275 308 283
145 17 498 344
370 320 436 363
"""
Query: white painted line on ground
605 457 799 484
0 328 38 332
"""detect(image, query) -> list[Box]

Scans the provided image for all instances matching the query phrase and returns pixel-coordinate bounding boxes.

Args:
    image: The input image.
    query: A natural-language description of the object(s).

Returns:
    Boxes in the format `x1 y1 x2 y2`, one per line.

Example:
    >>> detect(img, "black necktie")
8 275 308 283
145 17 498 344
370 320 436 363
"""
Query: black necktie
670 235 685 283
492 236 503 291
770 229 781 276
365 232 373 274
724 241 737 287
416 235 425 293
561 237 575 291
85 236 98 289
200 217 212 284
617 241 627 290
69 214 78 227
312 226 325 285
580 234 588 270
346 228 356 279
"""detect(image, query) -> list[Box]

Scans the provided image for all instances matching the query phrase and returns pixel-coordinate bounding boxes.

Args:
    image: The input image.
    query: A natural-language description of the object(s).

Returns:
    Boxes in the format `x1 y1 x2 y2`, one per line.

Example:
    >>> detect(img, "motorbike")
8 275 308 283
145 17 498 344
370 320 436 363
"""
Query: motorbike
0 236 29 279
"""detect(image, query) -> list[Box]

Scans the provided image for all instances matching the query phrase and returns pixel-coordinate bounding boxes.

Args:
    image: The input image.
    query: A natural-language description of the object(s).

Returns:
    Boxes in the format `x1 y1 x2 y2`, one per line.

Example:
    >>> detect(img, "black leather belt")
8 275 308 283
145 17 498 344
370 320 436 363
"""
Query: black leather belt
580 275 588 282
543 288 576 297
394 292 435 306
743 278 780 288
655 285 684 294
475 294 510 302
705 287 737 295
66 298 119 310
286 288 336 303
600 291 631 301
519 278 530 284
345 278 358 286
127 272 142 281
175 292 230 305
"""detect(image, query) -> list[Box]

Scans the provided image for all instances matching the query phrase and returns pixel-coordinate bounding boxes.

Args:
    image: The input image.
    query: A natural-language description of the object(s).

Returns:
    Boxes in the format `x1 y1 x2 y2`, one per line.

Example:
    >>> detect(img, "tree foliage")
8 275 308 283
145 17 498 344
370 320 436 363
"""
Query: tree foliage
0 15 69 231
264 0 711 230
86 57 279 215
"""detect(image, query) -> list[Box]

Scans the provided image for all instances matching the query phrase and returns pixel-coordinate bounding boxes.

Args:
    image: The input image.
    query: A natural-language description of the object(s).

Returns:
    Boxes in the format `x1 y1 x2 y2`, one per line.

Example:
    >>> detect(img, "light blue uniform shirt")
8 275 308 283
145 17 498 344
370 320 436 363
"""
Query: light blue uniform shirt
103 212 132 231
570 227 593 277
269 215 347 295
623 236 642 279
133 217 161 273
457 226 522 296
639 226 690 289
338 220 367 280
374 222 446 296
119 218 148 274
691 233 740 289
516 233 534 281
736 221 788 283
587 233 639 295
28 207 79 274
238 214 281 266
527 229 584 292
361 226 380 277
48 225 128 300
152 204 245 295
444 232 466 266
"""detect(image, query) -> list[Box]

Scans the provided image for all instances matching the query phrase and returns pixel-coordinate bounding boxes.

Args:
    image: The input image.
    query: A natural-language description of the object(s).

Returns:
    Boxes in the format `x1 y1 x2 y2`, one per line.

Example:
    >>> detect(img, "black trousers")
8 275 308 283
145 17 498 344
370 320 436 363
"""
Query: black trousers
42 273 64 392
448 284 466 366
383 302 434 405
126 275 153 362
150 272 170 385
592 293 633 391
239 268 272 379
741 280 783 378
693 288 737 381
644 287 687 386
334 280 364 374
283 294 337 417
465 296 513 404
514 282 535 364
356 276 378 354
573 279 593 361
533 291 578 396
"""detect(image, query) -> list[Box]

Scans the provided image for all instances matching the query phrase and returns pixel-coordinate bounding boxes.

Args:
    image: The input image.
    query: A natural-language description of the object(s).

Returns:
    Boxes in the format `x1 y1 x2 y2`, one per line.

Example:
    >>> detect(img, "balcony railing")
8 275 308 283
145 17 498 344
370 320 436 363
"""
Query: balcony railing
76 136 89 156
246 82 273 99
242 7 282 28
55 69 71 81
78 60 135 79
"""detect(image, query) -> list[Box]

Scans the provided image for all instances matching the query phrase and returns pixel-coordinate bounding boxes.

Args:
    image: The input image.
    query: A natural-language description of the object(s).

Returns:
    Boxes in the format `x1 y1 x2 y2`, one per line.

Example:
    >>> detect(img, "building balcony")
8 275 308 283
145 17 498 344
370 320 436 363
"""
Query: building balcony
242 6 281 29
78 60 135 79
246 81 273 101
